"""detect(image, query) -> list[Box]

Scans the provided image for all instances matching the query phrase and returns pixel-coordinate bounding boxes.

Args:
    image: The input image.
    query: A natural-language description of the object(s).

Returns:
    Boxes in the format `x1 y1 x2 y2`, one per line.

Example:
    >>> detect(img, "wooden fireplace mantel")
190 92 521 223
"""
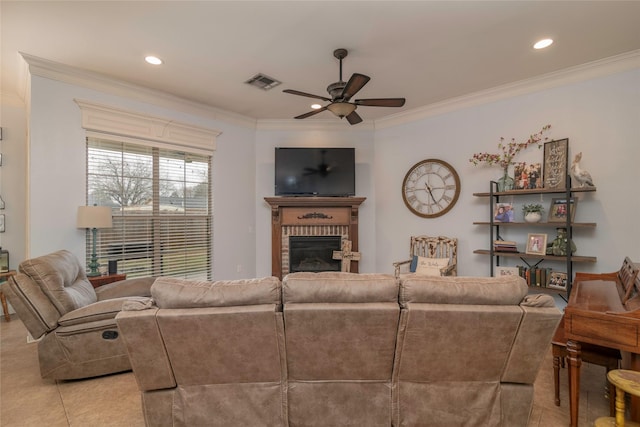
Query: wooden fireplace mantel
265 197 366 279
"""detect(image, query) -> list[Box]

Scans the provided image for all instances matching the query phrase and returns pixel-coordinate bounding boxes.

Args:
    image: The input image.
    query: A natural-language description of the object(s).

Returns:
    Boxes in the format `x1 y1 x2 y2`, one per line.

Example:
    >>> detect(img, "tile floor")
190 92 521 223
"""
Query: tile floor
1 314 611 426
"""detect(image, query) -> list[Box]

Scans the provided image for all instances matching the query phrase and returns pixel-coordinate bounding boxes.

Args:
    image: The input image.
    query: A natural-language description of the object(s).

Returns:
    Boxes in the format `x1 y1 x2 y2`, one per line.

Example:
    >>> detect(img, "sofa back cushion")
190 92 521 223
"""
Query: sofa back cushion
399 274 528 307
151 276 281 309
282 272 400 425
19 250 97 315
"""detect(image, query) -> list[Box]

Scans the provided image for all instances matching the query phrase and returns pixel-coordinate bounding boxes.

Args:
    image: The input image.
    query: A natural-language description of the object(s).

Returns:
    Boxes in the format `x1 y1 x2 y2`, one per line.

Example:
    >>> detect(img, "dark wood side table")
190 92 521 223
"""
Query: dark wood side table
88 273 126 288
0 270 17 322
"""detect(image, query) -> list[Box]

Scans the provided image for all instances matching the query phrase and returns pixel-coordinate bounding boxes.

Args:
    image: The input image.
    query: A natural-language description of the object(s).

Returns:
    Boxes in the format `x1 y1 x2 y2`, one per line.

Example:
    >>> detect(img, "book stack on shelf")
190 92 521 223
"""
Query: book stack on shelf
493 240 518 253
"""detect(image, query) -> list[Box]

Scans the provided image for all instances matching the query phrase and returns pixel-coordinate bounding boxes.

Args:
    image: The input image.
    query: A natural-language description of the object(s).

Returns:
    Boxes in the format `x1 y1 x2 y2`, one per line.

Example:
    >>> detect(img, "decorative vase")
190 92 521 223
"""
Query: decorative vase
496 170 514 192
524 212 542 223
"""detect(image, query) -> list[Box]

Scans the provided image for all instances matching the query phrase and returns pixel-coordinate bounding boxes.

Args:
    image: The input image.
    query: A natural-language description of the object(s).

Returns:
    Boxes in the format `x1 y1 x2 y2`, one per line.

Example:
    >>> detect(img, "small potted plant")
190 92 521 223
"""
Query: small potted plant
522 203 544 223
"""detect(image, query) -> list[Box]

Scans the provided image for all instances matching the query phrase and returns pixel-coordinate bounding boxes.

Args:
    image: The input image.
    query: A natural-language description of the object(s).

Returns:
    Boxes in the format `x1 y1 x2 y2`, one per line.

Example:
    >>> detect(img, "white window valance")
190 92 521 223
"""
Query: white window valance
75 99 221 153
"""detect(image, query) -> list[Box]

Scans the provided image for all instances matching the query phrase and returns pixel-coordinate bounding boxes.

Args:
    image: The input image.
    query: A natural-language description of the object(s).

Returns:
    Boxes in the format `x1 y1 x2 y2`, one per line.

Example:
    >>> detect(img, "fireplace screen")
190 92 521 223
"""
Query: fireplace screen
289 236 342 273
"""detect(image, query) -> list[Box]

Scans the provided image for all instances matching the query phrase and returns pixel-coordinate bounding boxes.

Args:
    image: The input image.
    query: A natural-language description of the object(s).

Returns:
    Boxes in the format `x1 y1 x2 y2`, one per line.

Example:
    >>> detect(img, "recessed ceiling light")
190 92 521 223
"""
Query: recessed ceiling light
145 56 163 65
311 104 322 110
533 39 554 50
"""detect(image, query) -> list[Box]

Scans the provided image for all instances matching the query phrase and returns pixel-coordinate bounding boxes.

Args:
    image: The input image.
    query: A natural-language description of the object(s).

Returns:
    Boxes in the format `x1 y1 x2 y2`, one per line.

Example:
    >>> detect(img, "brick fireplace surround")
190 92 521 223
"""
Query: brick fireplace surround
264 197 366 279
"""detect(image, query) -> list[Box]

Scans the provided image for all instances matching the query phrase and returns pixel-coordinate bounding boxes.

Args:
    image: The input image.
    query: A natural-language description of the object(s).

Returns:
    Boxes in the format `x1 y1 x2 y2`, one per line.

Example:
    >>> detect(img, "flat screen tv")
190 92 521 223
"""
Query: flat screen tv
275 147 355 196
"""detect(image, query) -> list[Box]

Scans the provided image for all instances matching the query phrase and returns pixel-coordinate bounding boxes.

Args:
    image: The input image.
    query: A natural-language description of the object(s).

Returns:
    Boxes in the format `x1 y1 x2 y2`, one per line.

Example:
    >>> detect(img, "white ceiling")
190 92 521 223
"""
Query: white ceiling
2 1 640 124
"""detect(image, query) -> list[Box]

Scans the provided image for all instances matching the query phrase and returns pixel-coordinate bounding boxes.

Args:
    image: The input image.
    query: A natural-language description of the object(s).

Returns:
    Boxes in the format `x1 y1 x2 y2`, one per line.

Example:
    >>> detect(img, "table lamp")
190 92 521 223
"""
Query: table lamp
77 206 112 277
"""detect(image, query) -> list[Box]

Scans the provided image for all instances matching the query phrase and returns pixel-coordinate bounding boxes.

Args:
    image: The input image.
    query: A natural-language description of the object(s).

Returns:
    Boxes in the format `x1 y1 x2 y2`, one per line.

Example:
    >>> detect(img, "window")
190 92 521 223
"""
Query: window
86 137 212 279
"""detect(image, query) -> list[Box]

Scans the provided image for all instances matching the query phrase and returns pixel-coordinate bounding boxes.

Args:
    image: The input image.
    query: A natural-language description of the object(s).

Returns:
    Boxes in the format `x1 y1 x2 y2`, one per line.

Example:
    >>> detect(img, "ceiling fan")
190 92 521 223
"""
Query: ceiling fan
283 48 406 125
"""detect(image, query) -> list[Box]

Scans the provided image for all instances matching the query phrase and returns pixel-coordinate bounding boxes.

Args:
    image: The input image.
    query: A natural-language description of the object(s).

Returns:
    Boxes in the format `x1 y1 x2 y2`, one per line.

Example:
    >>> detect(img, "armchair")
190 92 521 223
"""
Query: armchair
1 250 155 380
393 235 457 278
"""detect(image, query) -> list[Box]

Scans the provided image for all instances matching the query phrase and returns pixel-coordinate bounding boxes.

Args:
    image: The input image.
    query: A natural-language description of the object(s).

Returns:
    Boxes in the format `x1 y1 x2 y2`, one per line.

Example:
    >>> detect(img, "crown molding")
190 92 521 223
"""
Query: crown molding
256 118 375 131
19 52 257 129
375 49 640 130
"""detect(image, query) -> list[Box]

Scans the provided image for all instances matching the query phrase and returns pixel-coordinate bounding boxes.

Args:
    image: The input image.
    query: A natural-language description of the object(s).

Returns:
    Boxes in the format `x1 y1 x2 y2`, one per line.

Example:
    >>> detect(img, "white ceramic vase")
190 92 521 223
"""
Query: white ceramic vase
524 212 542 223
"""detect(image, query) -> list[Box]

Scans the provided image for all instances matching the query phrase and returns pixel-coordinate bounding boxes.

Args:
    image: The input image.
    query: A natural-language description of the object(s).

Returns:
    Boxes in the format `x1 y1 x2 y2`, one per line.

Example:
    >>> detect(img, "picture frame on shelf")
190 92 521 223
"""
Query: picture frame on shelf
526 233 547 256
493 202 514 222
548 271 568 290
548 197 577 223
494 266 520 277
514 162 528 190
543 138 569 190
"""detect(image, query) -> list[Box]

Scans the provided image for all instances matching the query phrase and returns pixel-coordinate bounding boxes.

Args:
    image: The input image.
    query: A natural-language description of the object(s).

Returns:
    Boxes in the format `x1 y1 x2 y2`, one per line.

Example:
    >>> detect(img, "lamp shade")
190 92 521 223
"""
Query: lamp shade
77 206 113 229
326 102 356 118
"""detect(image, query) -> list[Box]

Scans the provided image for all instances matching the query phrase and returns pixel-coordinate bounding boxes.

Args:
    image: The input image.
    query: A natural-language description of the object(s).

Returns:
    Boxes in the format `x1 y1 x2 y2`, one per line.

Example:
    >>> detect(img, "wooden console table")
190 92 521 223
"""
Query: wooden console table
265 197 365 279
0 270 17 322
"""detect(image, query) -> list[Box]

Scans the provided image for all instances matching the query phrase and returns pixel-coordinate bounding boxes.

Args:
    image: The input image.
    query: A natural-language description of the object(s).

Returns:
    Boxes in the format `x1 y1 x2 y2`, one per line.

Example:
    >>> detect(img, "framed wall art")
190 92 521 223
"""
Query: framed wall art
543 138 569 190
526 233 547 256
548 197 577 223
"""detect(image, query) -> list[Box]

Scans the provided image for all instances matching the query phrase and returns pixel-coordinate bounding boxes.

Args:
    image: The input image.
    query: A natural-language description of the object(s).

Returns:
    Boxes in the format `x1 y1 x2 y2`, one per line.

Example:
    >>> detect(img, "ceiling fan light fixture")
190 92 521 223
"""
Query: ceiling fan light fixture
311 103 322 110
327 102 356 118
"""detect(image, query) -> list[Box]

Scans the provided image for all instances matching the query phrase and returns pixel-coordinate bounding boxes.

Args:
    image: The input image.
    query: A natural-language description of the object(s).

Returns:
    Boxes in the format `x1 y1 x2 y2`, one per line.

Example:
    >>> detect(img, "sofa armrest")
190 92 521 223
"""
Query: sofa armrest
96 277 155 300
116 308 176 391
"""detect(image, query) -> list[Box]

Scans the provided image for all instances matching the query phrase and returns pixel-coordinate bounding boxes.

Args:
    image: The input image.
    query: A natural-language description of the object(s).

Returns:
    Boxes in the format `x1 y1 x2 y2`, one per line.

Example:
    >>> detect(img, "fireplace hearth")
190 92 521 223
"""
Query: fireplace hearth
289 236 341 273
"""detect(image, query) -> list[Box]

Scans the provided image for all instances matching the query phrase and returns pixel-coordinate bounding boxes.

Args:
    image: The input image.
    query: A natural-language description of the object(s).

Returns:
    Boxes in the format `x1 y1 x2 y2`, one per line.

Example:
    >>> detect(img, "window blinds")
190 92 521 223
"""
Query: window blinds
86 137 212 279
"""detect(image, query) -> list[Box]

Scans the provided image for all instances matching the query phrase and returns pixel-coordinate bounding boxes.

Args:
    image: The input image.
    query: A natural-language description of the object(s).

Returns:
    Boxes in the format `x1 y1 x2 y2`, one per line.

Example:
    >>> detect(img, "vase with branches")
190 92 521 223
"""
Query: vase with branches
469 125 551 191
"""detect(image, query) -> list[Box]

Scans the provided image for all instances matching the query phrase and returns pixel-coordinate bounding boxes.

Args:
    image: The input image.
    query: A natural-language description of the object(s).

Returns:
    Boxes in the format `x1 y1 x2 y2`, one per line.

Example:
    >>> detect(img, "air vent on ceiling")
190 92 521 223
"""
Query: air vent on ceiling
245 73 282 91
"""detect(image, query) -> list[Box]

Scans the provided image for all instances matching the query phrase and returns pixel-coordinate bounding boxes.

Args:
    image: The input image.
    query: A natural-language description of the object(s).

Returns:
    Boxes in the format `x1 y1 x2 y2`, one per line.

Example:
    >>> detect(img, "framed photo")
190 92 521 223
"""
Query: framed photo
548 197 577 223
493 202 514 222
543 138 569 190
548 271 568 290
513 162 527 190
494 266 520 277
526 233 547 256
0 214 4 233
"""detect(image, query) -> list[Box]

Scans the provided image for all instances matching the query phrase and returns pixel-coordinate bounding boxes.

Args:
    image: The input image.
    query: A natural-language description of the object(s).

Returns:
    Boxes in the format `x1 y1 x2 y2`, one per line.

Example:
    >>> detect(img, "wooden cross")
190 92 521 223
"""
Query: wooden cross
332 240 361 272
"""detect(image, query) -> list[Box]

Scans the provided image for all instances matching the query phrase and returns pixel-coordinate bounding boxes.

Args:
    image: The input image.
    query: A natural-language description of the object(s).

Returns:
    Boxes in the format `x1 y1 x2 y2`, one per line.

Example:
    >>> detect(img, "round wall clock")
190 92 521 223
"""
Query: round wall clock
402 158 461 218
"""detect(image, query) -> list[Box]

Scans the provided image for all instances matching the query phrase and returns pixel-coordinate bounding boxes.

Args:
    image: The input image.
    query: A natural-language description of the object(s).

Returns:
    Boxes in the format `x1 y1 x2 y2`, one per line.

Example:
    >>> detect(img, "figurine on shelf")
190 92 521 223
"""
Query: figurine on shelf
570 152 595 187
546 227 577 256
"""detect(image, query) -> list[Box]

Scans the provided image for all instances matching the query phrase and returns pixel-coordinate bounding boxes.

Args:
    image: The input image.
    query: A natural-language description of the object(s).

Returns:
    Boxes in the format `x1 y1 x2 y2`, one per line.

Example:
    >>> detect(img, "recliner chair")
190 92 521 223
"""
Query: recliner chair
1 249 154 380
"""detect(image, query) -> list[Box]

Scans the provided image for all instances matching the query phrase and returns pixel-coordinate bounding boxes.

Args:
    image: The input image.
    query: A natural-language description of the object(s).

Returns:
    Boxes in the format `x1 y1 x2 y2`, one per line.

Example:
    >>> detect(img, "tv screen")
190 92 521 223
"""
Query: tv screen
275 147 355 196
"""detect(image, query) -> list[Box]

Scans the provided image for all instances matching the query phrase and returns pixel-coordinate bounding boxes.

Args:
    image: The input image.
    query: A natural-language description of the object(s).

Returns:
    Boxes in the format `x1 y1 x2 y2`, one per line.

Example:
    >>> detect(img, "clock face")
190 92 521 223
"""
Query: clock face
402 159 461 218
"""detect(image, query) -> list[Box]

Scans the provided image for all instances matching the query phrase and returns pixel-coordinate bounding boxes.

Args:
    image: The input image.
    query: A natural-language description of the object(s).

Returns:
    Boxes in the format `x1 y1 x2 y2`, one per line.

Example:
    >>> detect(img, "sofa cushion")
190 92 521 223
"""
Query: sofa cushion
58 296 152 327
151 276 281 309
19 250 97 314
399 275 528 307
282 272 398 303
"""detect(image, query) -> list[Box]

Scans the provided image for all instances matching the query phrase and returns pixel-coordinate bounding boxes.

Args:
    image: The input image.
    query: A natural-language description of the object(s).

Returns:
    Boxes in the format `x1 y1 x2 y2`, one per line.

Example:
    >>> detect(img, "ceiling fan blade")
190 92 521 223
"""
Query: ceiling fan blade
283 89 331 102
341 73 370 100
294 106 327 120
345 111 363 125
354 98 406 107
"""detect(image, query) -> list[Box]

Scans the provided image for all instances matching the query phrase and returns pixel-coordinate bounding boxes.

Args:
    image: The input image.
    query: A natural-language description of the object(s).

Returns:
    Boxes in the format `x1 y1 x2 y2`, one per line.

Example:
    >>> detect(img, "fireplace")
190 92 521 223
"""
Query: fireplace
265 197 365 278
289 236 342 273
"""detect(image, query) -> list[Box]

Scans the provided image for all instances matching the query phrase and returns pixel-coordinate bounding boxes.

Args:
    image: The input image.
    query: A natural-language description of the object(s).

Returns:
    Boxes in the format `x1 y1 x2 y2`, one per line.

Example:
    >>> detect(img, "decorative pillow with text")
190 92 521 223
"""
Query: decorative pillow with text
414 257 450 276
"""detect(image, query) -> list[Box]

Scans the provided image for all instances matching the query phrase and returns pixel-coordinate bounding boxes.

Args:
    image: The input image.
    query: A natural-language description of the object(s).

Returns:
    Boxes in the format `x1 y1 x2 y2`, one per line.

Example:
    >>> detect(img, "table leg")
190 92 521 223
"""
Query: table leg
0 291 10 322
630 353 640 421
567 339 582 427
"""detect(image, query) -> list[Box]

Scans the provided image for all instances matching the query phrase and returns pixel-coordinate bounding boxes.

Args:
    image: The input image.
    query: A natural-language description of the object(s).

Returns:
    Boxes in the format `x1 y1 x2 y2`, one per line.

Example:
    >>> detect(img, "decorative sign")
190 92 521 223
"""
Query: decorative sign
543 139 569 189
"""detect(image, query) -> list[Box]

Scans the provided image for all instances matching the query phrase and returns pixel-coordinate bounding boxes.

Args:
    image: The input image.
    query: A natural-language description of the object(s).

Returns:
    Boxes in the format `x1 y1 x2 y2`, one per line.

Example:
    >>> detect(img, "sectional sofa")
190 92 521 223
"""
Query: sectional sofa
116 272 560 426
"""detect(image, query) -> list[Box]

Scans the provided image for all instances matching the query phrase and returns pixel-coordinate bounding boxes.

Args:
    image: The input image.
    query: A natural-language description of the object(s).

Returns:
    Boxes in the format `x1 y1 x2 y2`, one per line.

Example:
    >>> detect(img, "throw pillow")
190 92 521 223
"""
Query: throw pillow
414 257 450 276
